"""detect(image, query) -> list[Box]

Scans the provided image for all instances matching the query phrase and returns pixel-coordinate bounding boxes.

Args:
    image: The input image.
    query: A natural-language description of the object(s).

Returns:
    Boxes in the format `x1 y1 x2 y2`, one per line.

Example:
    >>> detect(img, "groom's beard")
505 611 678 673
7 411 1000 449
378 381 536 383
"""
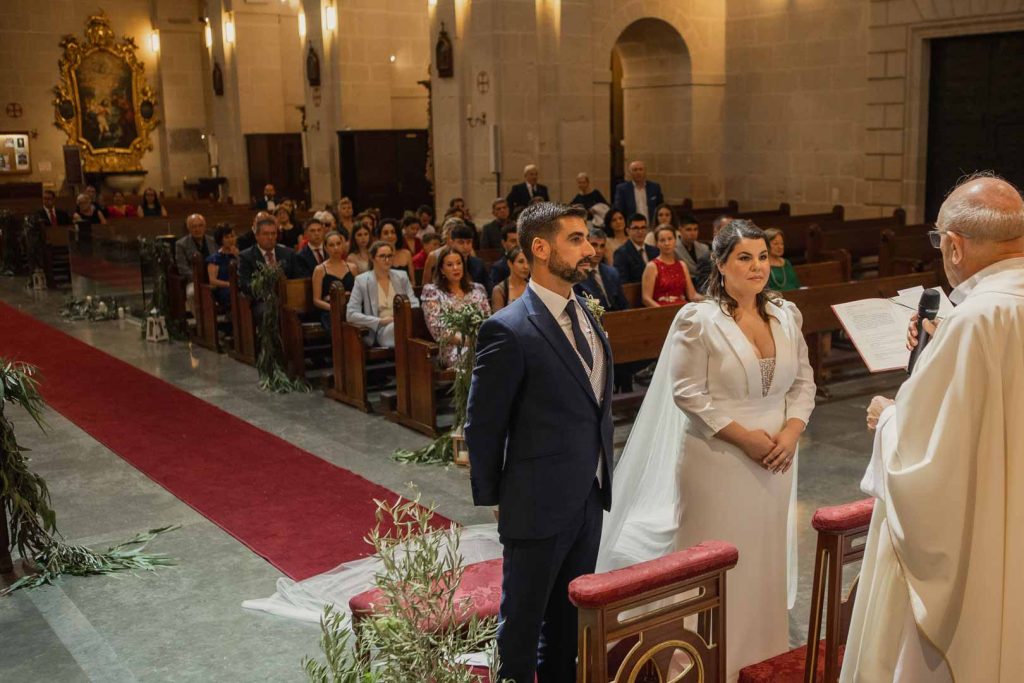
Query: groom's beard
549 250 591 284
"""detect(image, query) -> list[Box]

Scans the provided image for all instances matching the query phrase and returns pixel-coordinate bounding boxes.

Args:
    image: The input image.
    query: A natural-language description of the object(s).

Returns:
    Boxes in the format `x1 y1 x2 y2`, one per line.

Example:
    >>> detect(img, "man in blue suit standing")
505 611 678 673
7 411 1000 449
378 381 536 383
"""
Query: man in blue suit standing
611 159 663 221
466 203 614 683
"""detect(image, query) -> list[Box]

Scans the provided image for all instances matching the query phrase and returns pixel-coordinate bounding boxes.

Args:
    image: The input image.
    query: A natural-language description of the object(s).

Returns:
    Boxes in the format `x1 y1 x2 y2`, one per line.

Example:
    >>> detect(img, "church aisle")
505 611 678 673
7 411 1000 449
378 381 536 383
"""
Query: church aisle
0 279 901 680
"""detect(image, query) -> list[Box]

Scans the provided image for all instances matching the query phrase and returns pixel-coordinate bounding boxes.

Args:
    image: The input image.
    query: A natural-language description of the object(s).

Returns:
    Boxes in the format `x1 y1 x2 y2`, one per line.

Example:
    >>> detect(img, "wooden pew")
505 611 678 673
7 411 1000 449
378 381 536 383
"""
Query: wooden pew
603 304 682 364
191 253 221 352
279 277 331 380
782 271 941 391
228 261 257 365
43 225 72 288
323 288 394 412
679 198 740 217
878 226 940 277
792 256 851 287
805 209 912 273
389 295 456 437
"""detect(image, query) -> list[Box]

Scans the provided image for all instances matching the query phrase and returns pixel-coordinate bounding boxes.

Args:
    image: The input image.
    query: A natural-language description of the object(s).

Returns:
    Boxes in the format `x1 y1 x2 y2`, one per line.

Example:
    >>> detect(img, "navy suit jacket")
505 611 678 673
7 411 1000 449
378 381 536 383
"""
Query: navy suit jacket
465 287 614 539
237 244 299 297
295 244 326 277
612 180 664 219
613 241 659 284
467 255 493 296
574 263 629 311
506 182 550 212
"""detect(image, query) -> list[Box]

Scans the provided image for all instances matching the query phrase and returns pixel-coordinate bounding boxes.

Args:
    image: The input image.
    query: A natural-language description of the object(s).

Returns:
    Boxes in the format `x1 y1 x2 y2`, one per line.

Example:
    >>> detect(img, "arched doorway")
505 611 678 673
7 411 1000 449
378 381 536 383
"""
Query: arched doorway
610 18 692 199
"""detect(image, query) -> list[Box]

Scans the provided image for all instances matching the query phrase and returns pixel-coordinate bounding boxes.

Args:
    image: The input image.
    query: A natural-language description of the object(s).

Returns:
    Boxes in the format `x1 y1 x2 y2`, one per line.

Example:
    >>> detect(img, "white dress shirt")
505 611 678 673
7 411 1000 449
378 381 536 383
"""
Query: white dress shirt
633 183 648 220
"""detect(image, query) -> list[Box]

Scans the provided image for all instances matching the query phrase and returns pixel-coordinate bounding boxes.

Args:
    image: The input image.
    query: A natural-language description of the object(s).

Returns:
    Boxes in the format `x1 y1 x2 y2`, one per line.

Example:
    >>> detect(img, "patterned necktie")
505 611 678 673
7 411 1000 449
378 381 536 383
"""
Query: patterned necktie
565 301 593 370
315 248 323 264
265 250 276 266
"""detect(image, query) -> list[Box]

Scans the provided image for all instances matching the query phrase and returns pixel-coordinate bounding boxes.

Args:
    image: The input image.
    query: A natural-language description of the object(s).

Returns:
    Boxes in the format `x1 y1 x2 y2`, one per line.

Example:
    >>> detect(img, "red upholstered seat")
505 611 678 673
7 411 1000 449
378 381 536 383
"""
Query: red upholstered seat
738 641 845 683
569 539 738 608
811 498 874 533
348 557 503 629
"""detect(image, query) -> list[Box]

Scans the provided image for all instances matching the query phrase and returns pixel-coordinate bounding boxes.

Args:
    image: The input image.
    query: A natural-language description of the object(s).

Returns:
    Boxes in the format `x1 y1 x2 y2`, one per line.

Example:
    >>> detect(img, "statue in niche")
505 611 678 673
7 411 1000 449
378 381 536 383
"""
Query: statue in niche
435 23 453 78
306 44 321 88
212 61 224 96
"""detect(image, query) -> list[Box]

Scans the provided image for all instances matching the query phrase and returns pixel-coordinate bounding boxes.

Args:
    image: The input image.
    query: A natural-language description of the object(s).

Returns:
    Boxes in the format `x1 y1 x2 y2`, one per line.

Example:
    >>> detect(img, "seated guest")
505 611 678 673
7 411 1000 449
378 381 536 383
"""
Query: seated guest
641 225 702 307
600 208 627 264
73 192 106 226
254 183 279 211
275 205 301 248
613 213 658 283
236 211 271 252
575 228 628 311
413 232 440 270
643 203 679 245
569 172 608 210
675 210 712 290
296 217 329 276
311 231 359 331
175 213 215 311
205 224 239 311
238 215 300 297
346 240 419 348
712 214 734 237
479 198 512 250
421 245 491 368
105 190 138 219
449 222 492 295
488 224 520 284
400 214 424 256
347 222 373 274
449 197 477 236
336 196 355 234
764 227 801 291
138 187 167 217
37 189 71 226
416 204 436 235
376 218 415 283
174 213 215 280
84 185 105 217
491 246 530 312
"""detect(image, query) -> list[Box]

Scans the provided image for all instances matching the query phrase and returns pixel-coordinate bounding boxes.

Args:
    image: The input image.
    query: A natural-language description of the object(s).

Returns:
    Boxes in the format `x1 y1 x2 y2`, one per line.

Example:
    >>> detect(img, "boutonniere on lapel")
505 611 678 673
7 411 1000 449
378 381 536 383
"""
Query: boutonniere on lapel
581 293 606 333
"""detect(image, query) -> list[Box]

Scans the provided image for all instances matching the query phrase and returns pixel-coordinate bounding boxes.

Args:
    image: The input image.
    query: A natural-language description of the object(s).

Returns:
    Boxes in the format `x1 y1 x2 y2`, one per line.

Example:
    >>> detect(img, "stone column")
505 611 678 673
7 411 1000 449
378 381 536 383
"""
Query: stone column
301 0 341 209
206 0 248 203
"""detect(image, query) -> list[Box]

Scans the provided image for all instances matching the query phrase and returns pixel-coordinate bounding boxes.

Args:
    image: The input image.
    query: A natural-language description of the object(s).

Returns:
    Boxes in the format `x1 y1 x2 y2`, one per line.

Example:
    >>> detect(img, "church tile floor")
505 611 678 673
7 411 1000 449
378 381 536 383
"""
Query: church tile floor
0 276 902 681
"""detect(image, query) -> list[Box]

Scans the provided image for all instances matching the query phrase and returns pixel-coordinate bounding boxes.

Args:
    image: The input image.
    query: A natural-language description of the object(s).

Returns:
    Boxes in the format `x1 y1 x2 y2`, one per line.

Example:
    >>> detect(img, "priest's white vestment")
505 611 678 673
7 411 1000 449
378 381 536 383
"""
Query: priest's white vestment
841 258 1024 682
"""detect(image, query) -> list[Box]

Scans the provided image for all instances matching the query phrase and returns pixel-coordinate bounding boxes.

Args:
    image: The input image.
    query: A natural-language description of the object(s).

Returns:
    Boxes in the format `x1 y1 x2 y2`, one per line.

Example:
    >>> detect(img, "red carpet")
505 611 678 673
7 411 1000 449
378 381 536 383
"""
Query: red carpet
0 301 449 580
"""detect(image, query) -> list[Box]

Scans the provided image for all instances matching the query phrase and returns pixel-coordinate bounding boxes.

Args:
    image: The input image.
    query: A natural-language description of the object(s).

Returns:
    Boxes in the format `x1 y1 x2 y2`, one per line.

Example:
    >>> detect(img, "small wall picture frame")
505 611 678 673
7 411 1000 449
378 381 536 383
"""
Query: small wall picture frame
0 132 31 174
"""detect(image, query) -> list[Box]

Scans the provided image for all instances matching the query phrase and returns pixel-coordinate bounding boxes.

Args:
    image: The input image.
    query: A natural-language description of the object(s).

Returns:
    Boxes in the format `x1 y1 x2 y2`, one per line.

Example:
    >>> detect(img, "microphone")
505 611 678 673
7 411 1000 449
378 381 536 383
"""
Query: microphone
907 288 941 375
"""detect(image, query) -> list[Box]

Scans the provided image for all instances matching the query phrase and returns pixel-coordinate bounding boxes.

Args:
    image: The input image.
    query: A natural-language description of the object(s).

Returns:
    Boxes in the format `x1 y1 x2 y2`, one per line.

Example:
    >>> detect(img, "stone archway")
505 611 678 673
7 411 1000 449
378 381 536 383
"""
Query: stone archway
611 18 693 195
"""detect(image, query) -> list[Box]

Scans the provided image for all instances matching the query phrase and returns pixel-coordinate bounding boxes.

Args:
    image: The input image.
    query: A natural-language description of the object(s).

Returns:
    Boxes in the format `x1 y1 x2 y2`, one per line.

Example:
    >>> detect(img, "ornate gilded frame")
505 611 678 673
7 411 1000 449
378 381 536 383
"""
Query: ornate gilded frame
52 12 159 172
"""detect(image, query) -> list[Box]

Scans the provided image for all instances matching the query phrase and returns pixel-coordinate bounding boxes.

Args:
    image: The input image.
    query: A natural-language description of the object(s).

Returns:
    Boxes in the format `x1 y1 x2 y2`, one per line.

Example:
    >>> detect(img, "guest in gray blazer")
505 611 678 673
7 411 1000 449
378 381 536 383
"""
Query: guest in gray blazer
174 214 216 279
346 240 420 348
676 211 712 291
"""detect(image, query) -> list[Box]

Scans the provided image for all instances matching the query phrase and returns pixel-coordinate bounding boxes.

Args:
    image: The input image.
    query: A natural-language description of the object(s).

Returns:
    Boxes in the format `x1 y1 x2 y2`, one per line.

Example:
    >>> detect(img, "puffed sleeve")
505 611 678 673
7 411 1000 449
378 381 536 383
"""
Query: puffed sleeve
670 303 735 438
781 300 816 425
420 285 445 343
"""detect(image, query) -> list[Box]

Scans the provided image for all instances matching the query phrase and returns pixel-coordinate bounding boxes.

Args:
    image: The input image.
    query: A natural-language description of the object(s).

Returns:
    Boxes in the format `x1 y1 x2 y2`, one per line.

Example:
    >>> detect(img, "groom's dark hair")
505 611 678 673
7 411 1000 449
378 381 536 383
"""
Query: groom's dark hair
517 202 587 264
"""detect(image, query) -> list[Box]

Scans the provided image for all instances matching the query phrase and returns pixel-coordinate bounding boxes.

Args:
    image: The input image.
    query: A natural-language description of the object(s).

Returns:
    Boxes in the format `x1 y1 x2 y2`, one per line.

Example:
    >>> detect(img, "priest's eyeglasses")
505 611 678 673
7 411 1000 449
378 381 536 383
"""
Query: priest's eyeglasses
928 230 944 249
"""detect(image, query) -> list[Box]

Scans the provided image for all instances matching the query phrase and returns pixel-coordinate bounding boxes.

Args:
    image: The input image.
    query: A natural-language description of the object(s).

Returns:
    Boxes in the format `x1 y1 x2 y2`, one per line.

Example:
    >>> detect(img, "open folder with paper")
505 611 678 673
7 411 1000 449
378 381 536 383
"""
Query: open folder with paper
831 285 954 373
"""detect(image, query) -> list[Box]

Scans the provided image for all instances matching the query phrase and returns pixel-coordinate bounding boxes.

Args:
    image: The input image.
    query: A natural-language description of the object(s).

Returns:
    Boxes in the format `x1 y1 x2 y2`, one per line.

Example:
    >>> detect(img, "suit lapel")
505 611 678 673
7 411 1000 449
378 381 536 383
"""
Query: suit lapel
711 306 763 398
367 273 380 315
524 288 599 406
578 294 614 411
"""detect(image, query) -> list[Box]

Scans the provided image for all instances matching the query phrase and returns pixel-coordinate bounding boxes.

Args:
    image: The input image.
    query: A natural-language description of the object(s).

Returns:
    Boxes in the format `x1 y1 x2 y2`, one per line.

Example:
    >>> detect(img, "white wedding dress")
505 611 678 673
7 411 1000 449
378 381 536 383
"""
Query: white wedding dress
245 300 815 682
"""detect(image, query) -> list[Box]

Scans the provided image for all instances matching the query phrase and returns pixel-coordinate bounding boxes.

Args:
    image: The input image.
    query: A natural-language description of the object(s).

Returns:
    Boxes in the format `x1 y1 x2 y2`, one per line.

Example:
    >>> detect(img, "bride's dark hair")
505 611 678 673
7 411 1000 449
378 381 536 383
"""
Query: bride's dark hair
705 219 782 321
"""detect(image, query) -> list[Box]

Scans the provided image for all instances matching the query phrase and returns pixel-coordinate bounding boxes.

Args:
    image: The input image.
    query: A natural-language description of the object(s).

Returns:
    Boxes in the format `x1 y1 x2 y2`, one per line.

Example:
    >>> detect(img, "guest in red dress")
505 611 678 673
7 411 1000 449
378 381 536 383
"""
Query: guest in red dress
642 225 703 307
105 191 138 219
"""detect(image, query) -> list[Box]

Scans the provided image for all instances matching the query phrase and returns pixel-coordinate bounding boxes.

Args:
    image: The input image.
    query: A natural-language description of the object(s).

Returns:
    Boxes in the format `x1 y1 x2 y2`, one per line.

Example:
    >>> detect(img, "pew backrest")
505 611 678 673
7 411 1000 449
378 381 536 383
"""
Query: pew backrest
602 304 683 363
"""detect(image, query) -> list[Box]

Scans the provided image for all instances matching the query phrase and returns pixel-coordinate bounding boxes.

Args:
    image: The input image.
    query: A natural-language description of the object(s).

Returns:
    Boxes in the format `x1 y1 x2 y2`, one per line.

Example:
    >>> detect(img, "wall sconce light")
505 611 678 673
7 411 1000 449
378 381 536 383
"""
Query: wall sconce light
298 11 306 38
324 5 337 32
428 0 437 7
204 22 213 49
150 29 160 53
466 104 487 128
389 54 397 63
224 16 236 44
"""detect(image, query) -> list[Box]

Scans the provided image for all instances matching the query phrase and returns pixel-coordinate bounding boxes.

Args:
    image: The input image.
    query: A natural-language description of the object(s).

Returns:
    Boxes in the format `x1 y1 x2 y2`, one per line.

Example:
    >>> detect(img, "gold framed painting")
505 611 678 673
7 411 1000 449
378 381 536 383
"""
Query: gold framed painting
0 132 31 175
52 12 159 173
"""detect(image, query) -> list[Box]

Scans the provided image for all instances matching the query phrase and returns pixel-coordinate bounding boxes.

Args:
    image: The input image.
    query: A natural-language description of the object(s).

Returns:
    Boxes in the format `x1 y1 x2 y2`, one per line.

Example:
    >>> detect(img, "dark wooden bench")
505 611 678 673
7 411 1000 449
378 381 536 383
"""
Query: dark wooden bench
805 210 913 274
227 261 257 365
792 257 851 287
279 277 331 381
389 295 455 437
782 270 941 391
191 252 221 352
42 225 72 288
878 225 942 278
323 288 394 412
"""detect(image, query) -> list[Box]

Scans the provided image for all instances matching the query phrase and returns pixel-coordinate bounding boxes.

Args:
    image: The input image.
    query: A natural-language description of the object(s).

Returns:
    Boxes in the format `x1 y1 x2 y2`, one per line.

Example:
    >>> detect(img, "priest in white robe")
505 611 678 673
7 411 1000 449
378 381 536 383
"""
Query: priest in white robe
841 173 1024 682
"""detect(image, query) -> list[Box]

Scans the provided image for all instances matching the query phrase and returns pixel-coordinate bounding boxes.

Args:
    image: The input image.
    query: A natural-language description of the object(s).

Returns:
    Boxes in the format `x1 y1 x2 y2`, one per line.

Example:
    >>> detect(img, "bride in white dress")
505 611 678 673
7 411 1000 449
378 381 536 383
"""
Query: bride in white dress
245 221 814 680
597 220 816 681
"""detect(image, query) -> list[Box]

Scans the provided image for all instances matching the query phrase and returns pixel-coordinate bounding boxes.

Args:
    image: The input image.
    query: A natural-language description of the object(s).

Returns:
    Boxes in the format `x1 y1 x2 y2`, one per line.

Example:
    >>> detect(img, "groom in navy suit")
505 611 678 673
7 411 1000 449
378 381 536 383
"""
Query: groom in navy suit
466 203 614 682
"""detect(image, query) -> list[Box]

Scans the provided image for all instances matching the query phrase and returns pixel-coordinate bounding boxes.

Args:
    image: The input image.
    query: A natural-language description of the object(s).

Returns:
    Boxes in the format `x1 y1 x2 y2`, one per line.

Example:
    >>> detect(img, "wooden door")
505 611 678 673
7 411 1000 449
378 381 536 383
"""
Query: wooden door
245 133 308 207
926 31 1024 221
338 130 433 217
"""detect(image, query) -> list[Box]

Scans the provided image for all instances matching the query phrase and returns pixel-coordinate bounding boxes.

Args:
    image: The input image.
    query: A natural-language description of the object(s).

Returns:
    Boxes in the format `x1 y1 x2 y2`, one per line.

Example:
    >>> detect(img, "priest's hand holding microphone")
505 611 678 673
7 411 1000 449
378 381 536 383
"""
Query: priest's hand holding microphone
866 297 942 431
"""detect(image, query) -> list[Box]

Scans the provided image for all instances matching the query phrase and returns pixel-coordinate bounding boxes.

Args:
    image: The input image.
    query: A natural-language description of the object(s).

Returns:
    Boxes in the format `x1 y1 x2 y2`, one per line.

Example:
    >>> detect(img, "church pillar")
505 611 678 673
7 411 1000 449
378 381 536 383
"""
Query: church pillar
430 0 470 214
206 0 248 204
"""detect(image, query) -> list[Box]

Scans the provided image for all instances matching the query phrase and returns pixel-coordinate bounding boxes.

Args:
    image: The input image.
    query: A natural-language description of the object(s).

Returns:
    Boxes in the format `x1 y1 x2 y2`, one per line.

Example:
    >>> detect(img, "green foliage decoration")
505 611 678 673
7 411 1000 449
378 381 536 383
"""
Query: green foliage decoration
303 496 503 682
138 237 186 340
251 264 310 394
0 359 178 594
